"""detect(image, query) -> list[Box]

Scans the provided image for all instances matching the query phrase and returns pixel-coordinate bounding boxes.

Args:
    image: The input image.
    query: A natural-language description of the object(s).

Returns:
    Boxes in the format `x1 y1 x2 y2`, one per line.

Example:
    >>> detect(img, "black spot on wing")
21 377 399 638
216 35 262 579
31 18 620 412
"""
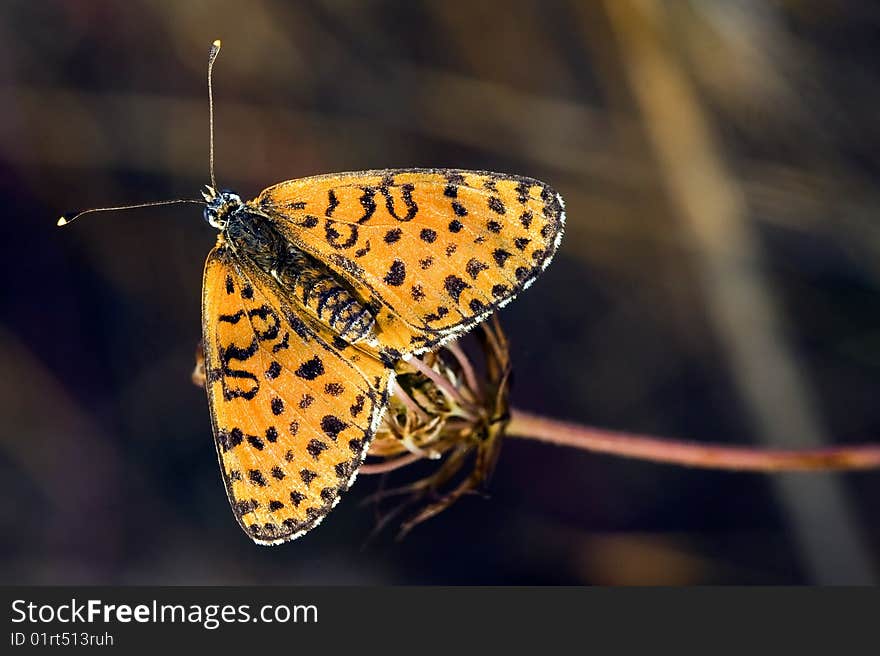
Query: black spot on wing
492 284 510 298
236 499 259 515
321 415 348 441
384 259 406 286
444 275 470 303
488 197 506 215
271 397 284 415
515 266 534 282
219 427 244 452
265 361 282 379
295 356 325 380
350 394 365 418
470 299 487 313
324 382 344 396
493 249 512 267
307 439 329 459
466 258 489 280
335 461 354 479
384 227 403 244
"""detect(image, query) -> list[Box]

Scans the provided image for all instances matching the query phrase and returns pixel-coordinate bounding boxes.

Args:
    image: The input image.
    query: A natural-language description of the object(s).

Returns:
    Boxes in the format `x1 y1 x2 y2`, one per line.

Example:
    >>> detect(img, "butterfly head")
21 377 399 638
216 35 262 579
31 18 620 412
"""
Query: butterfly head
202 186 243 231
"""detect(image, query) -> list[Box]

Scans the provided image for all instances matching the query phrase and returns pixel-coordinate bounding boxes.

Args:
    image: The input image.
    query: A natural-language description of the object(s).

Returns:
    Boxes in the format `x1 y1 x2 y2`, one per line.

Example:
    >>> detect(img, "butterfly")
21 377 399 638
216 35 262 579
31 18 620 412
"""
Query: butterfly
59 40 565 545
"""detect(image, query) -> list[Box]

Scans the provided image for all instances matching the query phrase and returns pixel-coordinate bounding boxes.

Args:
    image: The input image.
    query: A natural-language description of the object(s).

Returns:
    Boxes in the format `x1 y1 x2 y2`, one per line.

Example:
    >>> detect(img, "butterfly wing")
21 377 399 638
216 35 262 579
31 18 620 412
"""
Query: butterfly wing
254 169 565 355
202 245 390 544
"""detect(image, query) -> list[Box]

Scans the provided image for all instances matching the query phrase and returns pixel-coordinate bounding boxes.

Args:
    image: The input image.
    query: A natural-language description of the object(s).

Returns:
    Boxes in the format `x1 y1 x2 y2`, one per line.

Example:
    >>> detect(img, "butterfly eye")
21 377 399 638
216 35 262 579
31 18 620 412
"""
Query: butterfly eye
203 205 218 226
203 204 228 230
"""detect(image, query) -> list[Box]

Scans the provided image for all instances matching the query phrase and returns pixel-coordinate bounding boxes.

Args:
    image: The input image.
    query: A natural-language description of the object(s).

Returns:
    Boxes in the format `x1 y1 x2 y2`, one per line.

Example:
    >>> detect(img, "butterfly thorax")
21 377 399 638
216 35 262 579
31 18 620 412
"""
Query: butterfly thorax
206 190 377 345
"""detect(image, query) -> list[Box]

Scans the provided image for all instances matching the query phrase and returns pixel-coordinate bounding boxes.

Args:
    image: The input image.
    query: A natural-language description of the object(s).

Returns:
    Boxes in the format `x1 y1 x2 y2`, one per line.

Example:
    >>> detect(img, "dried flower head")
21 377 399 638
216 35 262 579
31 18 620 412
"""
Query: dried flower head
364 316 512 536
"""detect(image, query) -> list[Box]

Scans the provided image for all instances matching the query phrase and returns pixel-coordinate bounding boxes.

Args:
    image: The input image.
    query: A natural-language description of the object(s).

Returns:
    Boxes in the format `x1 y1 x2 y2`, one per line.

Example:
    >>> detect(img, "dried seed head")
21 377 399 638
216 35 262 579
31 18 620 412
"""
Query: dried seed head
365 317 512 536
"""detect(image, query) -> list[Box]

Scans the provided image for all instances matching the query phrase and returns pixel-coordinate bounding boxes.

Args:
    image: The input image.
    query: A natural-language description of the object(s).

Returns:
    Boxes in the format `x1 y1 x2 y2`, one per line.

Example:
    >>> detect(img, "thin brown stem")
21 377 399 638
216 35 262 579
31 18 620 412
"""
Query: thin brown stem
446 342 480 398
507 409 880 472
360 453 424 475
392 383 429 424
407 356 473 412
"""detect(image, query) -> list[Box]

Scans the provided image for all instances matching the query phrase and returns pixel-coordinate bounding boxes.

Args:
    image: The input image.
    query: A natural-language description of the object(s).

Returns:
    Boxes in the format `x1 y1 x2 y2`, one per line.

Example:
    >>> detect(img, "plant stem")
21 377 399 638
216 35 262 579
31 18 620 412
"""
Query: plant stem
506 409 880 472
408 356 473 411
360 453 424 475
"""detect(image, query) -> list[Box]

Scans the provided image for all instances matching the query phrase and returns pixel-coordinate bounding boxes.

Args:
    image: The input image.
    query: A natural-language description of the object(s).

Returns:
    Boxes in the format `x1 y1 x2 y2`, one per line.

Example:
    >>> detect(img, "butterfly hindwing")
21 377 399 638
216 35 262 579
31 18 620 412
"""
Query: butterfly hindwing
255 169 565 355
201 246 390 544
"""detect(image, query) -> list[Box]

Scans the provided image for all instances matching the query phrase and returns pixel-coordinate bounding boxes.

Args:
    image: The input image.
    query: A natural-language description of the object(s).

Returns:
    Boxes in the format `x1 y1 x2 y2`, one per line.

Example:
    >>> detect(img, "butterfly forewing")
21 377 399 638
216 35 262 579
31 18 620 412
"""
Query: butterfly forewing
255 169 565 356
202 246 390 544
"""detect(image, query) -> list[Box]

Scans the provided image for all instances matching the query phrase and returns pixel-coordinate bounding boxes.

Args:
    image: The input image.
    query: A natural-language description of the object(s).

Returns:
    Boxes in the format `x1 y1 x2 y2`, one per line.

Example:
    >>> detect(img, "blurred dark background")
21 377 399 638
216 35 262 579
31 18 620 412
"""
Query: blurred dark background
1 0 879 584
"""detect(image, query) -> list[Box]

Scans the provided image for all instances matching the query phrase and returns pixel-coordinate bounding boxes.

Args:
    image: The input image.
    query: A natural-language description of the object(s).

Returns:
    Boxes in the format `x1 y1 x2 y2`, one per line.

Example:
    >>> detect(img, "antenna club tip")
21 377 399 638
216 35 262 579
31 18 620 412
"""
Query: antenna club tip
57 216 68 227
213 39 222 48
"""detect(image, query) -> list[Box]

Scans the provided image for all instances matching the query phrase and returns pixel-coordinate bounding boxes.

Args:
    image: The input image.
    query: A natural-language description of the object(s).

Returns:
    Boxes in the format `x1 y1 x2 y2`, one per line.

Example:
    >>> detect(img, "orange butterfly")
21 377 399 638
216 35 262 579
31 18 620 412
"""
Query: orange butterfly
60 41 565 545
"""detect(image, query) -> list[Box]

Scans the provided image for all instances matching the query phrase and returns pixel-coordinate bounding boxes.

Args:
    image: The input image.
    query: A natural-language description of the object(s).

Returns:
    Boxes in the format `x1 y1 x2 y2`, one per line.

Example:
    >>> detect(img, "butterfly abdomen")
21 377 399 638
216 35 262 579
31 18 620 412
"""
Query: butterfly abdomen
274 249 376 344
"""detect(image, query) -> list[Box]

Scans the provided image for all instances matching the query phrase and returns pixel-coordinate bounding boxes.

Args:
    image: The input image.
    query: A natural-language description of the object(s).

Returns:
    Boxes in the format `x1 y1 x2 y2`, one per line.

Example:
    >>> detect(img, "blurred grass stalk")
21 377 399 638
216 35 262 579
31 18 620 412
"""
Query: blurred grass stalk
604 0 875 583
505 409 880 471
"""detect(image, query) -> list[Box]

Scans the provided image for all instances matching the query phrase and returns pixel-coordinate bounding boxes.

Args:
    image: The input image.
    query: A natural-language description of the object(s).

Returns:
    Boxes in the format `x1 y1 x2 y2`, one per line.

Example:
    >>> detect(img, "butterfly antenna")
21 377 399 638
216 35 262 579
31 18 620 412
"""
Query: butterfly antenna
207 39 222 192
57 199 204 227
58 41 226 228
